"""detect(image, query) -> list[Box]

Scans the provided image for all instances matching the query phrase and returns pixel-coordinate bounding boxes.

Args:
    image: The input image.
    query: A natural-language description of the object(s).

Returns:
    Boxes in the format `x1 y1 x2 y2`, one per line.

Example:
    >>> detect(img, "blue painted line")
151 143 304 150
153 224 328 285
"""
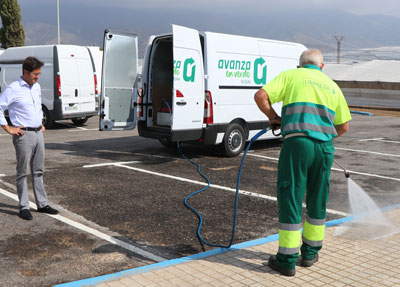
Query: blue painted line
55 203 400 287
350 110 373 116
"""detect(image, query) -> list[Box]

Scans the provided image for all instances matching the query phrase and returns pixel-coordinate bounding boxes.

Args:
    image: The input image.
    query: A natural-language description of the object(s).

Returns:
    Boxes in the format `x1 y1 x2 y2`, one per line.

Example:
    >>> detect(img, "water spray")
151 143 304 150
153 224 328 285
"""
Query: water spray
332 159 398 240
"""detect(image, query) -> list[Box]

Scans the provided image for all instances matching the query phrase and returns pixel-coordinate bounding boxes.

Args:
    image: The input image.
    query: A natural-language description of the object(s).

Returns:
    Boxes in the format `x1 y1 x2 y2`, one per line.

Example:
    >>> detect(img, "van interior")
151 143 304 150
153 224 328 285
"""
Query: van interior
147 35 205 129
148 36 173 128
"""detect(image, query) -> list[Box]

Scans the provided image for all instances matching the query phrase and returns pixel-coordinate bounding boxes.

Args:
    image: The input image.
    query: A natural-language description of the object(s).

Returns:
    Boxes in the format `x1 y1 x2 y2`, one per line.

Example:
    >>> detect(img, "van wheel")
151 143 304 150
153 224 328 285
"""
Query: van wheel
71 117 89 126
223 123 245 157
159 138 176 148
42 107 54 129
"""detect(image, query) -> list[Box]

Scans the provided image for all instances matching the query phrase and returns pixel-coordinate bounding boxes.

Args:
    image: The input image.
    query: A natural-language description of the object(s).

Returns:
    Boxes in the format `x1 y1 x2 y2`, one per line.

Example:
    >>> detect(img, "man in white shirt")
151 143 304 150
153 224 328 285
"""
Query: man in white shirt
0 56 58 220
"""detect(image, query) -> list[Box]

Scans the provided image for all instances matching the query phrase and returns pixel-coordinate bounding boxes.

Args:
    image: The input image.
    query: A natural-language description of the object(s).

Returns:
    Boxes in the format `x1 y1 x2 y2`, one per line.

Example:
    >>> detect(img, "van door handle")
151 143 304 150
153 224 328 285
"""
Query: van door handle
176 101 186 106
75 89 78 97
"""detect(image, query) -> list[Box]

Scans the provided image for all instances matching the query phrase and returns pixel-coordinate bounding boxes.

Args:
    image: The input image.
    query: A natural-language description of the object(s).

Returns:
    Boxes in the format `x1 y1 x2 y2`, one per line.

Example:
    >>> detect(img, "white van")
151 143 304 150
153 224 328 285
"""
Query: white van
100 25 306 156
0 45 98 128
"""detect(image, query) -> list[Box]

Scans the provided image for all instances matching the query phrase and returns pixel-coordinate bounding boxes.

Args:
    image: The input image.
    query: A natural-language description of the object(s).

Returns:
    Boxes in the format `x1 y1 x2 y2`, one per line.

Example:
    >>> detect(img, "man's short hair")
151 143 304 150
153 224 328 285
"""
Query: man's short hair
22 56 44 73
299 49 324 67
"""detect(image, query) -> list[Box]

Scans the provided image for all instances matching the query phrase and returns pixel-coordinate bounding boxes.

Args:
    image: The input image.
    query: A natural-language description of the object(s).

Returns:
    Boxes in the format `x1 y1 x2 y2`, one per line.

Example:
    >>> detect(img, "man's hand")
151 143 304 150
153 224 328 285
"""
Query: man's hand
1 125 24 136
269 116 281 131
41 125 45 133
334 122 349 137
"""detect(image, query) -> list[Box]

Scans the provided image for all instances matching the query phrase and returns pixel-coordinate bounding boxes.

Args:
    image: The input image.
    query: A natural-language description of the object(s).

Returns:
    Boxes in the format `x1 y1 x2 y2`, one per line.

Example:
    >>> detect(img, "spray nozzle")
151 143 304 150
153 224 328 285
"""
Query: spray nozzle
334 159 350 178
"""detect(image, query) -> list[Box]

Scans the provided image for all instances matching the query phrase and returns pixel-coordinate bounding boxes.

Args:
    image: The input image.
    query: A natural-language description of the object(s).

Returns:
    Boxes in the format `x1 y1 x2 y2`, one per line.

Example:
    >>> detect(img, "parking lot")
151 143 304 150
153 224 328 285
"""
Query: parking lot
1 113 400 287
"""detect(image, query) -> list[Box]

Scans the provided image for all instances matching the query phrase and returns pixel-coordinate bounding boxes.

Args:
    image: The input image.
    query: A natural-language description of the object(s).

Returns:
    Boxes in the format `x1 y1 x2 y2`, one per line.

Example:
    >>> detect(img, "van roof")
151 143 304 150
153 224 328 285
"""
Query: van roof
0 45 89 63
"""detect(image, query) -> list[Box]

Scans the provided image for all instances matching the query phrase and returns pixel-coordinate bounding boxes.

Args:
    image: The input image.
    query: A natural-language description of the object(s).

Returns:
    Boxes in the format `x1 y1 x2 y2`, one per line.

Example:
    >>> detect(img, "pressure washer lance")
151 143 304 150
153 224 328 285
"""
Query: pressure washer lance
334 159 350 178
178 124 279 249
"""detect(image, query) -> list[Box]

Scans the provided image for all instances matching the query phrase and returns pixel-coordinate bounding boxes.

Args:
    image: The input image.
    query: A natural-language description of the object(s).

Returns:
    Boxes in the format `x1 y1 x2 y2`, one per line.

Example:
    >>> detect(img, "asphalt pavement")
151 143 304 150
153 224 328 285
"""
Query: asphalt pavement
0 112 399 286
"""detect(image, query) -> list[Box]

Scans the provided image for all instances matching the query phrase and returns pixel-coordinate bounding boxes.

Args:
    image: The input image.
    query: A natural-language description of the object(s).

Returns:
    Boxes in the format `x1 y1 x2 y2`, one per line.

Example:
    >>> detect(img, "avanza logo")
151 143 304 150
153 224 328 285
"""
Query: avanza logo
254 58 267 85
174 58 196 82
217 58 267 85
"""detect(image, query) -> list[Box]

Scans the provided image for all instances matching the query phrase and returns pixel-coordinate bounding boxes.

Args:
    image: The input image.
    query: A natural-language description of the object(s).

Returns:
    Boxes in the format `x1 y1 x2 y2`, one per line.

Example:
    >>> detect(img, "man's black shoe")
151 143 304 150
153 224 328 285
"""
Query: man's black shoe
37 205 59 215
19 209 33 220
265 255 296 276
300 253 319 267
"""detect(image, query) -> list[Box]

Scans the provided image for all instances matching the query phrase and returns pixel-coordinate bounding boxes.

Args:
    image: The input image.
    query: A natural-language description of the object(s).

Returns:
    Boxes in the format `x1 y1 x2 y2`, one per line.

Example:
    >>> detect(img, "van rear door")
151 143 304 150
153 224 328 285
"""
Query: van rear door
100 30 139 130
172 25 204 141
58 46 97 115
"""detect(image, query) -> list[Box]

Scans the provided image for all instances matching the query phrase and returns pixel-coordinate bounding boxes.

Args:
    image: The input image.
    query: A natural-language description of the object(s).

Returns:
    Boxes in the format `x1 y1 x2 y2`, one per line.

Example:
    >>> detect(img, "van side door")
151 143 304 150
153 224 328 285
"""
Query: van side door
100 30 139 130
172 25 205 141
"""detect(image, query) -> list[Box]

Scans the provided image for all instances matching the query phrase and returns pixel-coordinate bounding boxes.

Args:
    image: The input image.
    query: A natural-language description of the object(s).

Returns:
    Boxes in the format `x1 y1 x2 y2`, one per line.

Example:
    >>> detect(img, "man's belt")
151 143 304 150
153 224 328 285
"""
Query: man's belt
21 127 42 132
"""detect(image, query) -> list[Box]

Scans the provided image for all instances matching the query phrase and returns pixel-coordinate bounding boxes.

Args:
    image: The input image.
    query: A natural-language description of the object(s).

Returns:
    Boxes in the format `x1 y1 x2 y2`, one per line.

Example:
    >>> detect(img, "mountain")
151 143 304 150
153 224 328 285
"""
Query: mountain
13 3 400 58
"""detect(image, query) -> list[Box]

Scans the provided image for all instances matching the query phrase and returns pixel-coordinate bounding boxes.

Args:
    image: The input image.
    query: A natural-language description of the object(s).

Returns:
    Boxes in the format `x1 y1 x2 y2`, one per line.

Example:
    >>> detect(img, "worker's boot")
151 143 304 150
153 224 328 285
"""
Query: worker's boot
300 253 319 267
266 255 296 276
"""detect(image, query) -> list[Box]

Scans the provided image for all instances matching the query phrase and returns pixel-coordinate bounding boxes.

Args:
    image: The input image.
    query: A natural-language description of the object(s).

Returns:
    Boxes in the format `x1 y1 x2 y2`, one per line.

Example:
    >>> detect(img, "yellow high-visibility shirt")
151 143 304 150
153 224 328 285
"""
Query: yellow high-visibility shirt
263 64 351 141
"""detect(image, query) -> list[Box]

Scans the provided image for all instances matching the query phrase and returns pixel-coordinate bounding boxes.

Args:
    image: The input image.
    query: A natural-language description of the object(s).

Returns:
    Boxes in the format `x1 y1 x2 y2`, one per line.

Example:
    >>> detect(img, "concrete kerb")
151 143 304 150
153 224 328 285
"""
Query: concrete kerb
55 203 400 287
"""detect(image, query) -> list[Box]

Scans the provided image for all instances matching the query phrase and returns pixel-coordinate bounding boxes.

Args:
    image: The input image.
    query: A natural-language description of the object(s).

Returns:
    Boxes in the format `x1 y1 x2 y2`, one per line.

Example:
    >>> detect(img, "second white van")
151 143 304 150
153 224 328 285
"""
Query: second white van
0 44 98 128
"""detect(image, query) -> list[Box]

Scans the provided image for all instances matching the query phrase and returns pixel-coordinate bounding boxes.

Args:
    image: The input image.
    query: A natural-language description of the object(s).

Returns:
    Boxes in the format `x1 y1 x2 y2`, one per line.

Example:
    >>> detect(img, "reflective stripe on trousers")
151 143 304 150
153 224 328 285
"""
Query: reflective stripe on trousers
302 215 325 247
278 223 301 255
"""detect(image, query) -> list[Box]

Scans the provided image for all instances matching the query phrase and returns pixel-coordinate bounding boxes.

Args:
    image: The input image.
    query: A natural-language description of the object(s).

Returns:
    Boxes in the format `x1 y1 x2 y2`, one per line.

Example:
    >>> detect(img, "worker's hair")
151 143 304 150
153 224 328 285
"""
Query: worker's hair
299 49 324 67
22 56 44 73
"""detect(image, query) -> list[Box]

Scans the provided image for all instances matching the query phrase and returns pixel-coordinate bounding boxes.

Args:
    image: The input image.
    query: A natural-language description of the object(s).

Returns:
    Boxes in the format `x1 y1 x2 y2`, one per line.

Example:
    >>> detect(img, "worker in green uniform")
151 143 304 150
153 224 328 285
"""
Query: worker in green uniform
254 49 351 276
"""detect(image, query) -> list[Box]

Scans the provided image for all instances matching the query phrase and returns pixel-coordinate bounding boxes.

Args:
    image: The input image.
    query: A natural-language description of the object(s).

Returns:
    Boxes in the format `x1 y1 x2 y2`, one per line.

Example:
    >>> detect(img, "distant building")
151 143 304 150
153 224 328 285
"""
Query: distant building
324 60 400 108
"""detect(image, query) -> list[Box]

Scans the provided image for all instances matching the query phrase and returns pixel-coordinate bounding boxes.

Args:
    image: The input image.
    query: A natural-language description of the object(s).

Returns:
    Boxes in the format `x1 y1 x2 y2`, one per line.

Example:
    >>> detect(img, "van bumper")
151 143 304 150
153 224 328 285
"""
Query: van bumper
201 124 227 144
138 121 202 142
62 111 98 119
48 100 97 121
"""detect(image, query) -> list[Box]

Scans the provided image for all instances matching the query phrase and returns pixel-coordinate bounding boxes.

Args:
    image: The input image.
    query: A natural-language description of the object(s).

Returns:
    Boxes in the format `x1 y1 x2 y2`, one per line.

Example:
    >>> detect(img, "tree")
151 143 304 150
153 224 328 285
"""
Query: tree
0 0 25 49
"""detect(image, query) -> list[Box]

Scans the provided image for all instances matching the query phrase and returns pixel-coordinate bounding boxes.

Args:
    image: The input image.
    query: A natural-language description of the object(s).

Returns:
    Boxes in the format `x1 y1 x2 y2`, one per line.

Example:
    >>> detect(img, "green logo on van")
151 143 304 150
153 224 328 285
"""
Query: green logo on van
254 58 267 85
217 57 267 85
183 58 196 82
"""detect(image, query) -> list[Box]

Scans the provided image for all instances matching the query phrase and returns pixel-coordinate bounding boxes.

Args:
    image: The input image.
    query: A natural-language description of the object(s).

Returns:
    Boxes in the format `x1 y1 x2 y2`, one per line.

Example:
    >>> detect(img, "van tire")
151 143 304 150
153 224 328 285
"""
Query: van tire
223 123 245 157
71 117 89 126
42 107 54 129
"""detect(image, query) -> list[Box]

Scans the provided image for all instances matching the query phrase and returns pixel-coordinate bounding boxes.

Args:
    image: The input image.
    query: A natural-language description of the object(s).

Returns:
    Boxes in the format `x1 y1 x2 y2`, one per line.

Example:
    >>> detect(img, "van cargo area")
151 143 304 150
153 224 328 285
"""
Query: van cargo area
149 36 173 128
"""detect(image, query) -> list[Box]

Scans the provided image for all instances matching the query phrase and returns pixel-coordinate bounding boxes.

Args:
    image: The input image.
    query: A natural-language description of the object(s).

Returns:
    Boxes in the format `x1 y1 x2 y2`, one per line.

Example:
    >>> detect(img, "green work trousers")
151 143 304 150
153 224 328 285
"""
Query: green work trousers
275 136 335 270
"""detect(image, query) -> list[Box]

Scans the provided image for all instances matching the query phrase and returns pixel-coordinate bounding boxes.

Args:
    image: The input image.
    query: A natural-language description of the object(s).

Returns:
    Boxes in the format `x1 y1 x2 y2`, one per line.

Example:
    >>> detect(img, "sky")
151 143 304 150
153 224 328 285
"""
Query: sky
11 0 400 60
18 0 400 18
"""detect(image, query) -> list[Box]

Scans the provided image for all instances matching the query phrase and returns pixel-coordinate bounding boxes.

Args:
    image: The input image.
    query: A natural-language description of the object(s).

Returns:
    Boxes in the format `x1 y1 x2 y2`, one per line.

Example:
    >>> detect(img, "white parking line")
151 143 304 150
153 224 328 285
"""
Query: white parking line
83 161 348 216
56 122 89 130
335 147 400 157
84 161 141 168
359 137 384 142
0 186 166 263
68 128 98 131
359 138 400 144
246 153 400 182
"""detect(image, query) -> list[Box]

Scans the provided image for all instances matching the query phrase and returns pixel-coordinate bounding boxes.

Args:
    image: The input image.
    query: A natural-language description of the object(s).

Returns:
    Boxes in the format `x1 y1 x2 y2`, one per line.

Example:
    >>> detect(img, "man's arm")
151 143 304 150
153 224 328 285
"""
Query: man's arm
0 87 24 136
334 122 349 137
254 89 281 128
